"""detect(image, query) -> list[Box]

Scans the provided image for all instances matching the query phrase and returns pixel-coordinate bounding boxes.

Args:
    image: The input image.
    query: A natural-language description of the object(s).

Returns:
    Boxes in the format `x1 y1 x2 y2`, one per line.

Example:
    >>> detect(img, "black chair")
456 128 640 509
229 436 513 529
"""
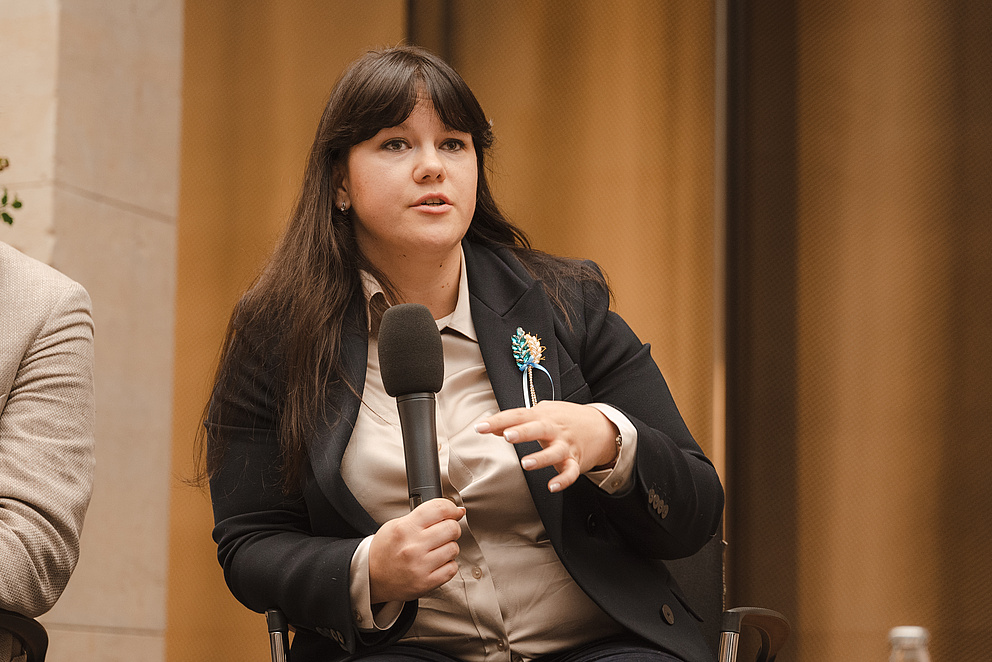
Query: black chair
718 607 790 662
667 536 790 662
0 608 48 662
265 536 789 662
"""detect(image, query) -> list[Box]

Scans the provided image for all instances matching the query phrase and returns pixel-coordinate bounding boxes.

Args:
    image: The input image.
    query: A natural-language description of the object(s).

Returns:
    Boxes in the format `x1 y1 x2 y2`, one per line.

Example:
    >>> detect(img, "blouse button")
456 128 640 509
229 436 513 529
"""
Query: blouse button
472 566 483 579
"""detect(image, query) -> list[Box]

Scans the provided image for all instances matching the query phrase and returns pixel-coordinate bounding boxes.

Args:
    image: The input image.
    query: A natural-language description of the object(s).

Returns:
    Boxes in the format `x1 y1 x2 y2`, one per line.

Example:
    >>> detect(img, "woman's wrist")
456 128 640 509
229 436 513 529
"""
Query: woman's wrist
590 428 622 472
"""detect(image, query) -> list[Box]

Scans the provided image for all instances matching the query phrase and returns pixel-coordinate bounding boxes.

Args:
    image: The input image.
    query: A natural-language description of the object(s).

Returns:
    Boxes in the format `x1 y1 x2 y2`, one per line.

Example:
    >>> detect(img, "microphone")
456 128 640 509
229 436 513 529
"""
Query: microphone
378 303 444 510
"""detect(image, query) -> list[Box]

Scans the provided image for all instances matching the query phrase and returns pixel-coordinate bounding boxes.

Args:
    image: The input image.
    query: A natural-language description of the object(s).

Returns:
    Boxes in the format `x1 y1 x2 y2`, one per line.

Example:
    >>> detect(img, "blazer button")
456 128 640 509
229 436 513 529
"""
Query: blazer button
661 604 675 625
585 513 598 535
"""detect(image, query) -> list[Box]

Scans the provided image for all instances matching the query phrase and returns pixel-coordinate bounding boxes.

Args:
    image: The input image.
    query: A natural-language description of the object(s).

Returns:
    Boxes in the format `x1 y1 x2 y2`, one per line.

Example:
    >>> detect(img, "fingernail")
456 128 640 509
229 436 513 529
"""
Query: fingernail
474 421 491 433
549 482 561 493
521 458 536 470
503 430 518 442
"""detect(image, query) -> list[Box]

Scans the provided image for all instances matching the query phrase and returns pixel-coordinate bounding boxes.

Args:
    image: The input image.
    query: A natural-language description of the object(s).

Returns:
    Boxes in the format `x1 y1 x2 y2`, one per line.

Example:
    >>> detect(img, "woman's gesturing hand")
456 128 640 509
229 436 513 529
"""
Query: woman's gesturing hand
368 498 465 604
475 401 620 493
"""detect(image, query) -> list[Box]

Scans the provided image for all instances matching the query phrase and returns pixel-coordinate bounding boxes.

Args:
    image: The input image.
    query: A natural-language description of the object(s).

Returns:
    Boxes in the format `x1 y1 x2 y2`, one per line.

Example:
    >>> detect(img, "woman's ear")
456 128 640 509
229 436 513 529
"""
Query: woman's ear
333 164 351 211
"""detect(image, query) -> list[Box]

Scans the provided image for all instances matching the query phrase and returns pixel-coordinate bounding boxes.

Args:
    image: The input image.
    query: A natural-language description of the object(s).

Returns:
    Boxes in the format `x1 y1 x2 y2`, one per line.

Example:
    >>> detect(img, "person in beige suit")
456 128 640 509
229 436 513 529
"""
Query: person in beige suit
0 240 95 661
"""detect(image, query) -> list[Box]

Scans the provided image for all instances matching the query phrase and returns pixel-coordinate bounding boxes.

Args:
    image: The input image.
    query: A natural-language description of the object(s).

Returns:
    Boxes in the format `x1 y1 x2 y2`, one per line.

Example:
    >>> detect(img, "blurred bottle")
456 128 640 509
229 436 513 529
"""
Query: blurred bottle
889 626 932 662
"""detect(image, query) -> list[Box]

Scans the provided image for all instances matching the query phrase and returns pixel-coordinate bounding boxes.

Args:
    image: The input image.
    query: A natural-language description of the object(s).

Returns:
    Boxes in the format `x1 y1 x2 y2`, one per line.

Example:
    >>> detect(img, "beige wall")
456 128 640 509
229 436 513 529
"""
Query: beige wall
0 1 59 260
1 0 184 660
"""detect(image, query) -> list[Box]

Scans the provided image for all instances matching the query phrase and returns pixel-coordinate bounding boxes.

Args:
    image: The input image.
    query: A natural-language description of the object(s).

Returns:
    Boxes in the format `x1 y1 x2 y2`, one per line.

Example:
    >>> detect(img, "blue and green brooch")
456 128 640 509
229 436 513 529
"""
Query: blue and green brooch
512 327 554 408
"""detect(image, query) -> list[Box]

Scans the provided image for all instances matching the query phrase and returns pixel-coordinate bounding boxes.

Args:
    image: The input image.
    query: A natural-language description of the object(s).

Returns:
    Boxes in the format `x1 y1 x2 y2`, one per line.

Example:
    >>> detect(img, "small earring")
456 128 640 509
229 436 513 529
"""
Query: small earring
339 202 348 213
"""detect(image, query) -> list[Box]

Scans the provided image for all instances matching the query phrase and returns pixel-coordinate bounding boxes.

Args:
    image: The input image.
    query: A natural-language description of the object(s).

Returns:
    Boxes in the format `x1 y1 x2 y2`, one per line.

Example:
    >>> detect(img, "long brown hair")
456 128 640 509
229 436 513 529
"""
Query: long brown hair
202 45 607 491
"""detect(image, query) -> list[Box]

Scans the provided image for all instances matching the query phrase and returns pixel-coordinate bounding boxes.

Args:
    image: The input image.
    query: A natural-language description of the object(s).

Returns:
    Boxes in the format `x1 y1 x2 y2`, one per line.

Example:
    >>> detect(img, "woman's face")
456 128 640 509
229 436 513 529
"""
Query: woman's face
338 99 478 275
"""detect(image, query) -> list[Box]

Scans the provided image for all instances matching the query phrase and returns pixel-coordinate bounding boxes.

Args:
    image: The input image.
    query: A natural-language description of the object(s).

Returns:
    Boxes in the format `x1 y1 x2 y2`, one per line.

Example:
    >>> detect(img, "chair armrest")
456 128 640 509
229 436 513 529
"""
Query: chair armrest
719 607 790 662
0 608 49 662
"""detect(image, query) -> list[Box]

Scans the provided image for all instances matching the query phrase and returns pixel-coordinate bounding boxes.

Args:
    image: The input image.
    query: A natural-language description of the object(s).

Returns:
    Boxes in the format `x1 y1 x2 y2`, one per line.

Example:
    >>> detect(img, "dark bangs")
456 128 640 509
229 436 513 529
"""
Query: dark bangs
326 47 493 156
418 57 493 151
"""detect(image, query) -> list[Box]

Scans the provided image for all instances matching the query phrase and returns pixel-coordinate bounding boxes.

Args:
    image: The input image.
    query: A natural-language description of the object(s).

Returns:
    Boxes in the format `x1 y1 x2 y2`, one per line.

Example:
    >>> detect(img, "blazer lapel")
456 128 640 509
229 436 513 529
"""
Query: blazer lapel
308 295 380 535
465 241 565 544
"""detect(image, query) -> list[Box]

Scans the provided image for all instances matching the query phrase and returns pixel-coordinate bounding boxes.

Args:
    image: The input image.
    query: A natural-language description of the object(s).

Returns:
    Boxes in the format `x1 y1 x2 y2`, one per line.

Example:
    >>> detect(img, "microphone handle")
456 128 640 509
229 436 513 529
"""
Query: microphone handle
396 392 443 510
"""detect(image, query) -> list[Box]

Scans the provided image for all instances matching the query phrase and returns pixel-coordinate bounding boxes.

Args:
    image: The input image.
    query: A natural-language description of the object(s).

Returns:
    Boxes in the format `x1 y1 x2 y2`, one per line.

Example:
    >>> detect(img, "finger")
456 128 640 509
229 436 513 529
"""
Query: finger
519 440 572 471
421 516 463 550
500 420 556 445
474 407 540 434
416 541 461 595
410 498 465 528
426 558 460 589
424 540 461 570
547 459 582 493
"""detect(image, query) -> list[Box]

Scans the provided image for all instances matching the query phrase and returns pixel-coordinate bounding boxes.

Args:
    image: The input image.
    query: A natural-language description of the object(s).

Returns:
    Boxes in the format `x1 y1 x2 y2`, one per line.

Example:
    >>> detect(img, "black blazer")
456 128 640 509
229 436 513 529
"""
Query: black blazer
208 240 725 662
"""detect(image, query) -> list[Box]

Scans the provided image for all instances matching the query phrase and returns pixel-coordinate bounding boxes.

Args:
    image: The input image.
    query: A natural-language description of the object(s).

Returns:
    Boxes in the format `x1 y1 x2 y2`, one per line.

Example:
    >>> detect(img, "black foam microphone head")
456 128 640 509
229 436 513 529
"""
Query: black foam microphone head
378 303 444 396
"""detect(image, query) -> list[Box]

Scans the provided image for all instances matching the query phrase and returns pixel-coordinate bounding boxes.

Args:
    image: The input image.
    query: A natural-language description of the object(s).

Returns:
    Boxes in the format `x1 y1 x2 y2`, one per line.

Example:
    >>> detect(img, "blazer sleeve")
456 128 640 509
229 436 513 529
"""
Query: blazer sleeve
567 272 724 560
207 314 414 652
0 281 95 617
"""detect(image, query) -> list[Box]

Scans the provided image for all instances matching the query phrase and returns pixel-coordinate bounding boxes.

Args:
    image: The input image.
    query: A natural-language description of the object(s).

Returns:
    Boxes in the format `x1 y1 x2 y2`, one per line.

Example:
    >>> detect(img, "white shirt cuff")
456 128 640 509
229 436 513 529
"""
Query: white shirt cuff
349 535 404 630
584 403 637 494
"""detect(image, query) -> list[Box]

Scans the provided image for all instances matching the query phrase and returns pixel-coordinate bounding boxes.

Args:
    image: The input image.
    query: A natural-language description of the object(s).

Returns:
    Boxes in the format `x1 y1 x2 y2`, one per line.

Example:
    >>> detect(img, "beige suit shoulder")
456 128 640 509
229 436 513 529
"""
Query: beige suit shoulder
0 240 91 311
0 240 95 618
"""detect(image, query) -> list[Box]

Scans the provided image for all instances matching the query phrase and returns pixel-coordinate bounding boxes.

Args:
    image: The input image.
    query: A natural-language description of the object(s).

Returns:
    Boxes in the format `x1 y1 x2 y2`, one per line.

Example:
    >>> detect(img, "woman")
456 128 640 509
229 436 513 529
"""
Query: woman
205 45 723 662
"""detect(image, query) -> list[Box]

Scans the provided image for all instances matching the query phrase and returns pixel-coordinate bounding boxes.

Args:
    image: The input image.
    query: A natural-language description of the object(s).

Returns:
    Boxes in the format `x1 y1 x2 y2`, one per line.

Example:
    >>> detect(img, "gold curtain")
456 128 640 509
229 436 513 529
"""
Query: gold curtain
728 2 992 660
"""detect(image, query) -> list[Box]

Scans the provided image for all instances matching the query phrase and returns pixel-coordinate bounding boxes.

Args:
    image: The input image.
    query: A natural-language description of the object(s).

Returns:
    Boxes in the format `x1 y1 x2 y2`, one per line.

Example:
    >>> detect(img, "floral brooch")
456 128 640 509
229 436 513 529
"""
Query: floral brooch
512 327 554 408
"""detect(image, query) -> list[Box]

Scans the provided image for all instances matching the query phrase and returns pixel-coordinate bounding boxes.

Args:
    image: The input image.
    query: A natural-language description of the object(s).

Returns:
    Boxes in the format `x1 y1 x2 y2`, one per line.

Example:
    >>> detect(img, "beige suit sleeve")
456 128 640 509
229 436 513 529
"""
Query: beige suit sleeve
0 279 96 617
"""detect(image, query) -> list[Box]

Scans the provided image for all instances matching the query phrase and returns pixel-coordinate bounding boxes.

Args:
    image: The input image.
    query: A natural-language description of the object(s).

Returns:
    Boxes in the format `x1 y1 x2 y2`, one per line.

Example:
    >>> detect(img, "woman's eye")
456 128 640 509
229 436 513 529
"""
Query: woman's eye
382 139 407 151
441 139 466 151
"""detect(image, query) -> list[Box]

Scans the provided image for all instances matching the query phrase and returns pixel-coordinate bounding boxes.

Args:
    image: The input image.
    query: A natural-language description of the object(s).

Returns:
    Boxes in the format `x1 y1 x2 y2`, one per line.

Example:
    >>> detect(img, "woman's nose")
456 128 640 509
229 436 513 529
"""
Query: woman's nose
414 147 445 181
